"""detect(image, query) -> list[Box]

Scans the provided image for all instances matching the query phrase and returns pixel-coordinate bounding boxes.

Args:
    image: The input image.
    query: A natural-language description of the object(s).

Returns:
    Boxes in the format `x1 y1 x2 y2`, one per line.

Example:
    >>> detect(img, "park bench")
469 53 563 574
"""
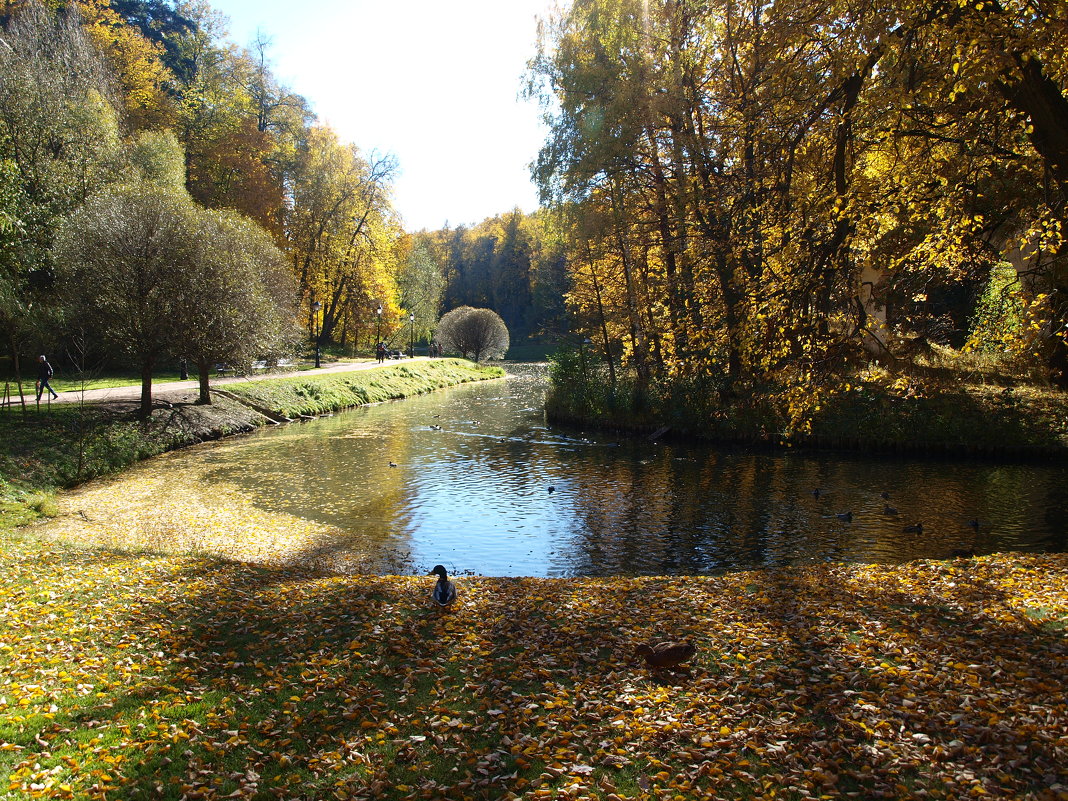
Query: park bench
215 358 294 375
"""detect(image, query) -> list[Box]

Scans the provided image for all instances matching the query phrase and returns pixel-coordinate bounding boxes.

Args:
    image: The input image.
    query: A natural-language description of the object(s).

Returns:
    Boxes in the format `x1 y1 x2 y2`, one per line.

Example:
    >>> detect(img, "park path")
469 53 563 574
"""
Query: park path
37 358 426 406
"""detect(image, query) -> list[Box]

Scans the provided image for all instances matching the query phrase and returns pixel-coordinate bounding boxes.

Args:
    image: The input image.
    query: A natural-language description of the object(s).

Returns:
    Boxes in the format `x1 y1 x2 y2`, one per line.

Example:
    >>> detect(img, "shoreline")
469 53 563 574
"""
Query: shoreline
545 379 1068 462
0 360 504 528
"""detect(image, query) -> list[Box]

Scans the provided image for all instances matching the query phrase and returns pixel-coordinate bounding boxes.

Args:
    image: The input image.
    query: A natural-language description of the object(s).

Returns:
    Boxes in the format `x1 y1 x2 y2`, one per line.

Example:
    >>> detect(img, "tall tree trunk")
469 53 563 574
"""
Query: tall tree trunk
139 357 154 420
997 57 1068 385
609 181 650 395
998 57 1068 200
645 124 687 360
582 242 617 387
7 333 26 415
197 358 212 404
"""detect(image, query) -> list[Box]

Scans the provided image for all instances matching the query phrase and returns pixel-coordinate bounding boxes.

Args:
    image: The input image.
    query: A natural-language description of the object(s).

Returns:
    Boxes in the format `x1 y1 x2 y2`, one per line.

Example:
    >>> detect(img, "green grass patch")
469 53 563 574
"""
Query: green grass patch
226 359 503 418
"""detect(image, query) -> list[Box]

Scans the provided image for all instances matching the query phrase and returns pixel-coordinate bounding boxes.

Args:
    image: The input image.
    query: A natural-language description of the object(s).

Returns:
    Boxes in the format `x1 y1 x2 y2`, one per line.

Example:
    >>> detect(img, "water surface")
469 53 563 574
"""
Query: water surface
49 364 1067 576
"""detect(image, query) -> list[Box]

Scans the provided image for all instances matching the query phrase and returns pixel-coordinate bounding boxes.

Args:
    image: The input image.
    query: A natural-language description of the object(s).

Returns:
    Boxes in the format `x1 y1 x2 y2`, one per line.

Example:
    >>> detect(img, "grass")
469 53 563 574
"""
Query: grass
0 533 1065 800
2 370 187 395
226 359 504 418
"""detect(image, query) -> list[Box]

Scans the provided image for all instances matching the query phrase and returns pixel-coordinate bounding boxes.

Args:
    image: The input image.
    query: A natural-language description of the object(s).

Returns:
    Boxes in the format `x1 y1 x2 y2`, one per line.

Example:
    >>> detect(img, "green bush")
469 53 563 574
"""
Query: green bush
967 263 1023 353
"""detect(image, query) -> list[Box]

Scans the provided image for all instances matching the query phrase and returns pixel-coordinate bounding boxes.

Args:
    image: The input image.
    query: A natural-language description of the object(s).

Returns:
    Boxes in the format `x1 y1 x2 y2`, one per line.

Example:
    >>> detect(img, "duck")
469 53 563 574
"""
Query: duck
967 519 981 530
836 511 853 522
635 641 696 671
428 565 457 607
903 522 924 534
881 491 891 500
812 488 823 498
883 504 898 515
389 461 398 468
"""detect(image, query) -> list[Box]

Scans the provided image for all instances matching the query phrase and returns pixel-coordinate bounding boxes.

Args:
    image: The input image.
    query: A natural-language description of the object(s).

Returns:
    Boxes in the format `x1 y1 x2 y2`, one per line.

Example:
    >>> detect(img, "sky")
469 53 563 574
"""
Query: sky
206 0 556 232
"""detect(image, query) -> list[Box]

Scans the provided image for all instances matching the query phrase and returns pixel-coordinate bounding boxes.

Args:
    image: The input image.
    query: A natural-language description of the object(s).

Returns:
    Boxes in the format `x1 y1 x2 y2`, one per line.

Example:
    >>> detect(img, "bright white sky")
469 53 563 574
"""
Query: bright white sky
206 0 555 232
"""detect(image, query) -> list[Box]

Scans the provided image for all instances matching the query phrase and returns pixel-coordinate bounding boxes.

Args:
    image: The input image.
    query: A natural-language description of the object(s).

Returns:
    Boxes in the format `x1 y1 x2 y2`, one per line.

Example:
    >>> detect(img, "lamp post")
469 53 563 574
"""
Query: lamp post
312 300 322 369
376 304 383 350
409 312 415 358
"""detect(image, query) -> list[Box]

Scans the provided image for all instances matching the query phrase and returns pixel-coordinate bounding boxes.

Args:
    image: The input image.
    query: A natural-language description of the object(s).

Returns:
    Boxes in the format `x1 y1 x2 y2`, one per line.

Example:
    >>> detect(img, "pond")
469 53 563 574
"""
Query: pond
45 363 1067 576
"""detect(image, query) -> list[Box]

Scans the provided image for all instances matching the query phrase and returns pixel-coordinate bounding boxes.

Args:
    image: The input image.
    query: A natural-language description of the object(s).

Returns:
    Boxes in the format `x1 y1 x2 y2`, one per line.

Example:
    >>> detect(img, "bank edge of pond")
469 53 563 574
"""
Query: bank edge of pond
546 382 1068 462
223 359 503 418
0 360 503 529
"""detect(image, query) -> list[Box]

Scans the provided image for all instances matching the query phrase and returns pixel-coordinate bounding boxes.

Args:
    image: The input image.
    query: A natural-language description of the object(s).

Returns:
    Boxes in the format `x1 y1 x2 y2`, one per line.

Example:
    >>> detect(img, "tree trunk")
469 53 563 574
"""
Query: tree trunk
139 358 154 420
197 359 212 404
609 181 651 395
582 243 617 387
7 333 26 416
998 57 1068 201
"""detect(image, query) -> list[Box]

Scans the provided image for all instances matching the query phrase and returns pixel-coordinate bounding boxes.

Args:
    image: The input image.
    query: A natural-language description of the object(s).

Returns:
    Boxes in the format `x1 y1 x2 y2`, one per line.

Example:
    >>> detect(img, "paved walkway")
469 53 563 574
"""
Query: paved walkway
27 358 428 406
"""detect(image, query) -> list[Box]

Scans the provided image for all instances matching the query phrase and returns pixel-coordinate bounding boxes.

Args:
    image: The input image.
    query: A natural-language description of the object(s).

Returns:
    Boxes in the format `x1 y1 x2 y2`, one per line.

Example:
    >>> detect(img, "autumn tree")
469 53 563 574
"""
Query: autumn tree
286 126 400 351
0 0 121 403
530 0 1068 403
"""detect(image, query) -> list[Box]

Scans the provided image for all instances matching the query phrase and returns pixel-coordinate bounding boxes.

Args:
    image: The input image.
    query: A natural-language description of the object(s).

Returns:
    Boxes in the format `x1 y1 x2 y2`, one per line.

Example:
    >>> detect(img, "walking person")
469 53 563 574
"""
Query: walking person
36 355 59 402
376 341 386 364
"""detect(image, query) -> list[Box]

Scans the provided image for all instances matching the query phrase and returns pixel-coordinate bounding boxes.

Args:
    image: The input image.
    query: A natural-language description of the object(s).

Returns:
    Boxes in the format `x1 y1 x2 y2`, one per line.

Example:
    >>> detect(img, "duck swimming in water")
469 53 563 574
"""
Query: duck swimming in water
428 565 457 607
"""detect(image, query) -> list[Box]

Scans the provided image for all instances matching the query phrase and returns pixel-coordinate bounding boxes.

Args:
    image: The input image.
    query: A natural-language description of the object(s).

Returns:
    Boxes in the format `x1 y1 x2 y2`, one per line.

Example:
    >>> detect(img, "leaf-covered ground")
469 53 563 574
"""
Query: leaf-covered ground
0 534 1065 800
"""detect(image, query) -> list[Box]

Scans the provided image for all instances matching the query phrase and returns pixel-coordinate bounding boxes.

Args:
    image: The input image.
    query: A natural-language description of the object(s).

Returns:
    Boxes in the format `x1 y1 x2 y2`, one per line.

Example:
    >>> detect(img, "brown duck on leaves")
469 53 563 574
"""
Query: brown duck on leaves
635 641 696 670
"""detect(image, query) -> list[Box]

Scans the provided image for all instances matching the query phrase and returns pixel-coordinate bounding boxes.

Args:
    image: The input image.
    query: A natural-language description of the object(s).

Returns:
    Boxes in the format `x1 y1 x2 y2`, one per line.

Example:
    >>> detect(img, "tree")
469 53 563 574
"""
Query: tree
0 0 121 405
56 184 197 418
396 238 445 345
285 126 400 350
436 306 510 362
529 0 1068 400
172 207 299 403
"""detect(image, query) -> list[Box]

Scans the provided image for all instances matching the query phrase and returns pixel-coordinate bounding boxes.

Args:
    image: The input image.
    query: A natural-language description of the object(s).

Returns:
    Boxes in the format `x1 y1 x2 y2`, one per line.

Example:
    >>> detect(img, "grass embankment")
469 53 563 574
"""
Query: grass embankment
0 360 502 530
0 533 1065 800
223 359 502 419
548 350 1068 458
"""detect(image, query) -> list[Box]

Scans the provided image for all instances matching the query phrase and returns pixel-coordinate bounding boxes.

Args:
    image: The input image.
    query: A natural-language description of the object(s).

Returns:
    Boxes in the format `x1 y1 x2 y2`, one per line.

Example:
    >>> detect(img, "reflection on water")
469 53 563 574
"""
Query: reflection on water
194 363 1065 576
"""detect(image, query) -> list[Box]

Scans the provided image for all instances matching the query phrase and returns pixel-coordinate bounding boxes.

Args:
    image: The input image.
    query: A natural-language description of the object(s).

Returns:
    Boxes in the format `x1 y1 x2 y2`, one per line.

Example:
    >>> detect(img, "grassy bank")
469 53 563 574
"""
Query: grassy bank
547 351 1068 458
0 360 502 530
224 359 502 418
0 532 1064 800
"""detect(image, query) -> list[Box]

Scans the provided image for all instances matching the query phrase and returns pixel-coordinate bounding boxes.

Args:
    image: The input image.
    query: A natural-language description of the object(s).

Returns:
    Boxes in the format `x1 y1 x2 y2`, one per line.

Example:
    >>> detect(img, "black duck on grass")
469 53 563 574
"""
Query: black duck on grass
428 565 457 607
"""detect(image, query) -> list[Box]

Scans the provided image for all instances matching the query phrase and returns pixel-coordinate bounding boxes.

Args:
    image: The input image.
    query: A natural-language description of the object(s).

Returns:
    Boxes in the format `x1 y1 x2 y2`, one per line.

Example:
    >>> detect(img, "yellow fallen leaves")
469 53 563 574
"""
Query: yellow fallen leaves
31 445 380 573
0 536 1066 800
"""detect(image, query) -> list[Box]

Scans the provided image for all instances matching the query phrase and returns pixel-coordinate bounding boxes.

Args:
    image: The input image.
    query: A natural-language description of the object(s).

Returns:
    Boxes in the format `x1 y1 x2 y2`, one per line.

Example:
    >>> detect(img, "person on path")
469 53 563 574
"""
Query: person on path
36 355 59 402
376 342 386 364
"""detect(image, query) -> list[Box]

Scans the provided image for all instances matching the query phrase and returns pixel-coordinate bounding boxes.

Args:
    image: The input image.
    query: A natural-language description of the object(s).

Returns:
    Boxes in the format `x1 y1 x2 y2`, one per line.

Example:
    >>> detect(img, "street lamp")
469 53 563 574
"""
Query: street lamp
312 300 322 369
409 312 415 358
376 304 383 350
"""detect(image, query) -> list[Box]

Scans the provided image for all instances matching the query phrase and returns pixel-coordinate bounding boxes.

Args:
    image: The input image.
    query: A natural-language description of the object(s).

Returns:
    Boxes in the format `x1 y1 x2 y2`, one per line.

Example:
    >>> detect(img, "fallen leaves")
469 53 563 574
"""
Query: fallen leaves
0 537 1066 799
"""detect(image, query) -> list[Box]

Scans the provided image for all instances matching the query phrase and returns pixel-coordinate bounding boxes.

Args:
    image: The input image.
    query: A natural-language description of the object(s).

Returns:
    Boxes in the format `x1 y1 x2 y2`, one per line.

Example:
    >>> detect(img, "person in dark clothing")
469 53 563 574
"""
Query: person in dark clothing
36 355 59 402
376 342 386 364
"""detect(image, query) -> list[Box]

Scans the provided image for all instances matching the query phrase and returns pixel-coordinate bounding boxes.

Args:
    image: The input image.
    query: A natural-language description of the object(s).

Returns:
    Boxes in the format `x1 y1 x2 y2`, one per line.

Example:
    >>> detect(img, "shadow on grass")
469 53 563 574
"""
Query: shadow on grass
3 540 1067 799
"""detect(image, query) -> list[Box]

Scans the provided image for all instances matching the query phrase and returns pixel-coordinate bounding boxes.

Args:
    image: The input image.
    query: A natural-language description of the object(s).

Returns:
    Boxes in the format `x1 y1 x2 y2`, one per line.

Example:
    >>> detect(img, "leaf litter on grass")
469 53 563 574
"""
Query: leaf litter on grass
0 534 1066 800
